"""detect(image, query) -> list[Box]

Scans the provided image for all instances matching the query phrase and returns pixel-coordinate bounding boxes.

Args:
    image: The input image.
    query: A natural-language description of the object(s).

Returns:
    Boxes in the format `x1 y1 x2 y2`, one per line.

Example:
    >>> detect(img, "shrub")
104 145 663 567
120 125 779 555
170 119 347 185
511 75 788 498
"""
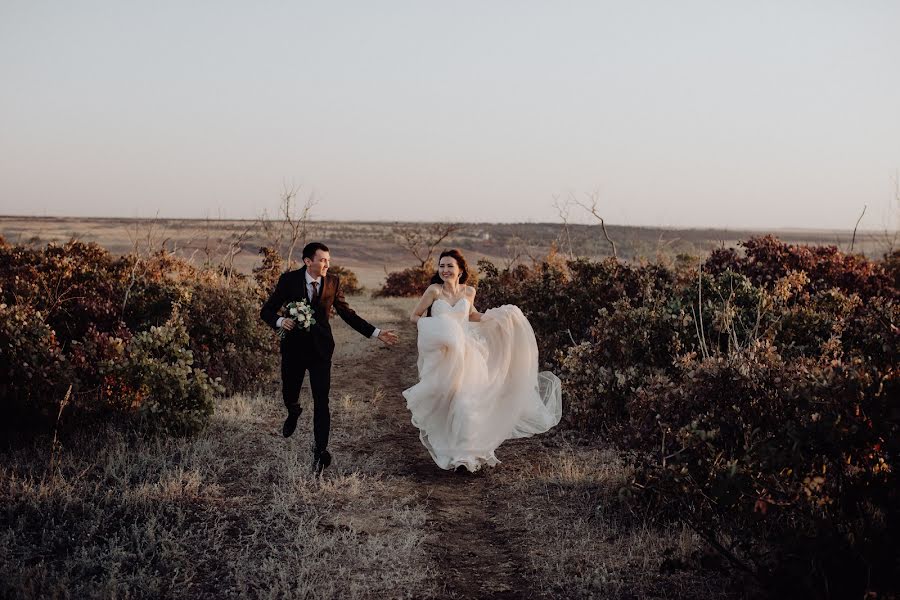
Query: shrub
119 252 195 332
705 236 895 300
253 246 284 303
627 346 898 597
0 240 277 431
106 312 223 433
0 303 72 428
0 240 124 347
481 236 899 596
328 265 362 295
182 281 276 396
374 263 434 297
67 323 134 411
477 254 676 369
560 296 688 431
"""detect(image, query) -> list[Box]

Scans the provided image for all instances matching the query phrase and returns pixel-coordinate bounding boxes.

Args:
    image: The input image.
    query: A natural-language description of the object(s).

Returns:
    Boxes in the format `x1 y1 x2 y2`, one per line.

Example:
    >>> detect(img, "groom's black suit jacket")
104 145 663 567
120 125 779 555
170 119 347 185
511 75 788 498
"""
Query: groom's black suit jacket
260 267 375 360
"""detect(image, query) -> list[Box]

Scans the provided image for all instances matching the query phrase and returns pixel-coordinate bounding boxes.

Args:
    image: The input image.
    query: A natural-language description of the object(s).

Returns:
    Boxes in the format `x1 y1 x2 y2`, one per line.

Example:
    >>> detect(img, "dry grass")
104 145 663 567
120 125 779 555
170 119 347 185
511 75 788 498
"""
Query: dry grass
0 393 436 600
2 293 746 599
490 441 739 599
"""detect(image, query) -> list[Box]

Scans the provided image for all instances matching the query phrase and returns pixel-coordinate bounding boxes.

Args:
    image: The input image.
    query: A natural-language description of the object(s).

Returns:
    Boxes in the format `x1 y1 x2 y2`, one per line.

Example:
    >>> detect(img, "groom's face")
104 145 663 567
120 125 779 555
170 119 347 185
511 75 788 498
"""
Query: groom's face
305 250 330 278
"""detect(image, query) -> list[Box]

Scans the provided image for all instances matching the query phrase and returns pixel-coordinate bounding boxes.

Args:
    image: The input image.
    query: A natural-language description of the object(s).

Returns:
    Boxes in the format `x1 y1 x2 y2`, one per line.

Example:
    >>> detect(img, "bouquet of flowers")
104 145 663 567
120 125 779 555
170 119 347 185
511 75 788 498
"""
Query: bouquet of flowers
280 300 316 339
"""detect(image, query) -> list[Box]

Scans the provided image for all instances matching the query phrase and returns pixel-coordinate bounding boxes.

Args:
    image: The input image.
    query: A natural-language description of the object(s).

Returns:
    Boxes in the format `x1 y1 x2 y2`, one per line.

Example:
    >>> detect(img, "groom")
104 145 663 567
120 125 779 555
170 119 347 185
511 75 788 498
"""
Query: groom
261 242 398 473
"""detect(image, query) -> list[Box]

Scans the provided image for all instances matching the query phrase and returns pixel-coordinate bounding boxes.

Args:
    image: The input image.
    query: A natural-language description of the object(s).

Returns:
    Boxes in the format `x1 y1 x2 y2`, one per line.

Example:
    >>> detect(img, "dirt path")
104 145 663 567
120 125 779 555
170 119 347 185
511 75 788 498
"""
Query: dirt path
329 297 545 599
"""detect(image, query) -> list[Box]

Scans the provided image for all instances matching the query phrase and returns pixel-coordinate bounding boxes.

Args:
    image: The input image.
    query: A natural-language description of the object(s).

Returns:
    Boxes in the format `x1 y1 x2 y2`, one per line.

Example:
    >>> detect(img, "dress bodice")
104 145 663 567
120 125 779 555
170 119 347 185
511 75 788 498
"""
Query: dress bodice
431 297 470 320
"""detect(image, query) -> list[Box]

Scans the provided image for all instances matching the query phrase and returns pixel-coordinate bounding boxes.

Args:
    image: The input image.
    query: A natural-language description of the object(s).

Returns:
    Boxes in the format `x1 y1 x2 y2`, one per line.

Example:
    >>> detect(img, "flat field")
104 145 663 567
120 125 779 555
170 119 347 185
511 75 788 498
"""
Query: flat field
1 216 891 289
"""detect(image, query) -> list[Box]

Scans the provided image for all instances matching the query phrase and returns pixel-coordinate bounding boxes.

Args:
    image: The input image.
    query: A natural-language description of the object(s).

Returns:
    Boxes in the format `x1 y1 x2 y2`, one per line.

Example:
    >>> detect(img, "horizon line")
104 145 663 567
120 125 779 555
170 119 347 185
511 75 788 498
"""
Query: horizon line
0 213 890 236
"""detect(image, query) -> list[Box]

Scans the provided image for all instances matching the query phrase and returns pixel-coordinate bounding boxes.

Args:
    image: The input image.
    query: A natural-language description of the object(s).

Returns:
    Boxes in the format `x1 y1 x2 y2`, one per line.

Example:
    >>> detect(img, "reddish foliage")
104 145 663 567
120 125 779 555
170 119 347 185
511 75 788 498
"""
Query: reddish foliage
478 237 899 597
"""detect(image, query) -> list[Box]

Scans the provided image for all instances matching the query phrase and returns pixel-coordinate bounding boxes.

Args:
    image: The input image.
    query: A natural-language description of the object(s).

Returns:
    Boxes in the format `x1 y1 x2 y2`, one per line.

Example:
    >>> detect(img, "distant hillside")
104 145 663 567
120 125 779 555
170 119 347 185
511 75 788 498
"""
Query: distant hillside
0 216 894 276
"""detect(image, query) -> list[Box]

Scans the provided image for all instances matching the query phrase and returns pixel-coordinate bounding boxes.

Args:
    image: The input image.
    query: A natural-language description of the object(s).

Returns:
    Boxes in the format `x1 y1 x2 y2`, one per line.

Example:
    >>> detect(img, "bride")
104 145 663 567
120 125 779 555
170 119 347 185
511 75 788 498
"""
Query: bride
402 249 562 472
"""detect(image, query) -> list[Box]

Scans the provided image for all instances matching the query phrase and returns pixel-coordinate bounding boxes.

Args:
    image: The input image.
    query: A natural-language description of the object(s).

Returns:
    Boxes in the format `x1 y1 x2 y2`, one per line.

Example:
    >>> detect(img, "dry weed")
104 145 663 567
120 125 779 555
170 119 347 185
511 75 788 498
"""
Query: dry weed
0 392 436 599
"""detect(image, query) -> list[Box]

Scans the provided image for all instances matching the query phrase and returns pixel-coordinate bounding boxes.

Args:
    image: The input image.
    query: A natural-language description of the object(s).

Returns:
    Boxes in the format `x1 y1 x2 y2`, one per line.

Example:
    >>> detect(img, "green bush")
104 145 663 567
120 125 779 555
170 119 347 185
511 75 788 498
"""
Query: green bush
107 312 223 433
182 281 276 396
0 303 72 428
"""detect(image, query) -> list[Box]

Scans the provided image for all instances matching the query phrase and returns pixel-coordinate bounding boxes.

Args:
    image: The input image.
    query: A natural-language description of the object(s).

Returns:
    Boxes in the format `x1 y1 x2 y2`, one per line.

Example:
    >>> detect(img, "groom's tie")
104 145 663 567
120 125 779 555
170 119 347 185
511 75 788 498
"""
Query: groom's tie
310 280 318 305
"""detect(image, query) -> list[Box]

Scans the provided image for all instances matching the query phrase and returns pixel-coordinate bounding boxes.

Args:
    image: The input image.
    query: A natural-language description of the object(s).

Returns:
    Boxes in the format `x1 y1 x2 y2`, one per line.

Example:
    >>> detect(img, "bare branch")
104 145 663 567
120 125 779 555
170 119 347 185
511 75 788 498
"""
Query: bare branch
502 235 525 271
850 204 867 253
552 193 575 258
281 183 317 270
569 191 618 258
393 222 461 268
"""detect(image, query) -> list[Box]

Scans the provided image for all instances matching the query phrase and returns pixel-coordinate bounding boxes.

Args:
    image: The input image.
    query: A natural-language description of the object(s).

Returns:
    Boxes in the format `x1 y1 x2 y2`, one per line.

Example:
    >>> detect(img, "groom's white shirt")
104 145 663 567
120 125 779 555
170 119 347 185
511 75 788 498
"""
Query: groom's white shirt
276 271 380 338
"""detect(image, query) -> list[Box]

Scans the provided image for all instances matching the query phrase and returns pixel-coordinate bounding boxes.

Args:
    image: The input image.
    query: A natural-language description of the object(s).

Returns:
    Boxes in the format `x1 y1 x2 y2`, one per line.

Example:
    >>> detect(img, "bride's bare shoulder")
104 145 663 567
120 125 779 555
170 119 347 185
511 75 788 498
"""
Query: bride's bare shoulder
465 285 477 297
425 283 442 296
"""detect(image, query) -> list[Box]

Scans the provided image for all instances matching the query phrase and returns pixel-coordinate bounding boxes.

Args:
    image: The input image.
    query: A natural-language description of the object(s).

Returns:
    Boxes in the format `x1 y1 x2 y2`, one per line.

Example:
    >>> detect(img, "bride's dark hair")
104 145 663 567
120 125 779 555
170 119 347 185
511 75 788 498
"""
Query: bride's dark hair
430 249 469 285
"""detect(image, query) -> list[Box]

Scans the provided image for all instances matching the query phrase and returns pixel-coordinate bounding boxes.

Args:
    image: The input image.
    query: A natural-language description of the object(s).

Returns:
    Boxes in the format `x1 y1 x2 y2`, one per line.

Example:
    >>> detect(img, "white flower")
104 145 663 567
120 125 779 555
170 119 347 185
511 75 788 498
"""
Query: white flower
279 300 317 339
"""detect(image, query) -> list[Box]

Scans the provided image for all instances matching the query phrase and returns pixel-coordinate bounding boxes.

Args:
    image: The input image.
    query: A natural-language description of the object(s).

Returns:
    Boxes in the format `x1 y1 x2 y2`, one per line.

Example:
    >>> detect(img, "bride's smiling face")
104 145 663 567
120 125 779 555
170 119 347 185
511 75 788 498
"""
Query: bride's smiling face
438 257 461 283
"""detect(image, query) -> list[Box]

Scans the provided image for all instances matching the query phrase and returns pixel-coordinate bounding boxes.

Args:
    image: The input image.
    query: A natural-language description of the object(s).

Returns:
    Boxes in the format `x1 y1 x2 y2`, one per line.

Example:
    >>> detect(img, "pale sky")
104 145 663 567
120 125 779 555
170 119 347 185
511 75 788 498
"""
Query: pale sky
2 1 899 230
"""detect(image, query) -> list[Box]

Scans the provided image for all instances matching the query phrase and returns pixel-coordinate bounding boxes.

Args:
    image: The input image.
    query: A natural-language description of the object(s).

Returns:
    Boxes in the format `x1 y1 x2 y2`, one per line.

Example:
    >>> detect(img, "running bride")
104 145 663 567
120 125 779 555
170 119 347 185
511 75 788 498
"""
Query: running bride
402 249 562 472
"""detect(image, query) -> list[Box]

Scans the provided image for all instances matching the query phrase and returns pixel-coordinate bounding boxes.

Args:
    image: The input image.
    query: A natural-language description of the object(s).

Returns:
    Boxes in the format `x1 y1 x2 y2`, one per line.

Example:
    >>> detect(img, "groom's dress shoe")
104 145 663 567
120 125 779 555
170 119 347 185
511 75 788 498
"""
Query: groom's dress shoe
312 449 332 474
282 410 302 438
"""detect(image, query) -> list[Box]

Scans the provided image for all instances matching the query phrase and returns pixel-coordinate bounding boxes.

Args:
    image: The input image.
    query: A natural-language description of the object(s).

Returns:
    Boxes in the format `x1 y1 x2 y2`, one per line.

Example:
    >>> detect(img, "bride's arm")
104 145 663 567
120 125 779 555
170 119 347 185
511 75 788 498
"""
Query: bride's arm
410 284 439 324
467 286 482 322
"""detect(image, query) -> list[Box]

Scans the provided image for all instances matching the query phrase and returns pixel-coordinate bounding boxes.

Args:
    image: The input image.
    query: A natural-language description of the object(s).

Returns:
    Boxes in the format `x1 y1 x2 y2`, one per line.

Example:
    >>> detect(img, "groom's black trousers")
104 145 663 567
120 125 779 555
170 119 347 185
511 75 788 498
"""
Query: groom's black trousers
281 348 332 453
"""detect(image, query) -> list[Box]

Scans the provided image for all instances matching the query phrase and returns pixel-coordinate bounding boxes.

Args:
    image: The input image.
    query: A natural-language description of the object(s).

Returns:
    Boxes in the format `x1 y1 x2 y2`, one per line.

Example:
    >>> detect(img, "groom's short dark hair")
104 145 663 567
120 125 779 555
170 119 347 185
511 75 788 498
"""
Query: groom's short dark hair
302 242 329 260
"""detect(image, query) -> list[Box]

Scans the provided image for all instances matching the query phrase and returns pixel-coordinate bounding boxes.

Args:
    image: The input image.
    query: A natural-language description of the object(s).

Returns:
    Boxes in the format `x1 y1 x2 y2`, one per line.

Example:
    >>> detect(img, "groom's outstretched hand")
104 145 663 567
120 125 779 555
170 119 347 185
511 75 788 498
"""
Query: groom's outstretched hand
377 330 399 346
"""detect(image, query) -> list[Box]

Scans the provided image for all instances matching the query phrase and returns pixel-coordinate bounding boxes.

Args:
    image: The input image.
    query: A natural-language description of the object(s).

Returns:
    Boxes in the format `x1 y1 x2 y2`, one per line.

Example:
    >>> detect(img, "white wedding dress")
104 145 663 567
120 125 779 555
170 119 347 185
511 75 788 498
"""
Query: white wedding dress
402 297 562 472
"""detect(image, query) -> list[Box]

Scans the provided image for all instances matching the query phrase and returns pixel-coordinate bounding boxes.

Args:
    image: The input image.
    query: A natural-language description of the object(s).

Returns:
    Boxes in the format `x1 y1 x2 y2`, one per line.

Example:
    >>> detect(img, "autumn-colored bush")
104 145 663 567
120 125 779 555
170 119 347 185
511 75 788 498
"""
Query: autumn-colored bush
627 346 898 597
253 246 284 303
0 241 124 347
328 264 362 295
68 323 134 411
0 240 278 432
705 235 896 300
0 303 72 428
374 263 434 298
477 237 899 597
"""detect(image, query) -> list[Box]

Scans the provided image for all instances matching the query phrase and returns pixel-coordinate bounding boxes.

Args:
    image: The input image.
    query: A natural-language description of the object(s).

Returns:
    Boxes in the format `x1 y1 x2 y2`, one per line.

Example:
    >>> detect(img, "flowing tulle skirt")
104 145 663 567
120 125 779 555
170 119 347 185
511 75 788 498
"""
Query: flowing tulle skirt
402 304 562 472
